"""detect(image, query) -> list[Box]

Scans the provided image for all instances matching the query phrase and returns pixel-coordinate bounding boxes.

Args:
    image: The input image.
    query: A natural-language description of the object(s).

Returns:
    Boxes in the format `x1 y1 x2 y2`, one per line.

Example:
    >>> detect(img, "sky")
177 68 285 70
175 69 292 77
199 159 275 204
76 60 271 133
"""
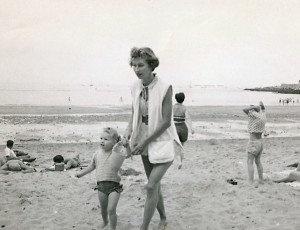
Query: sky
1 0 300 89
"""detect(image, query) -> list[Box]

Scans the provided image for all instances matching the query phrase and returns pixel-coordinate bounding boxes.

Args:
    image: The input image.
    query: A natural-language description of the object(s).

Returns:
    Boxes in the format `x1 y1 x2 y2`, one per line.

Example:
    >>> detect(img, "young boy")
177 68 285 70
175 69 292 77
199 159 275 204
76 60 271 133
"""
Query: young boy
3 140 18 161
45 154 80 171
173 92 194 169
243 101 266 184
75 127 130 230
3 140 36 162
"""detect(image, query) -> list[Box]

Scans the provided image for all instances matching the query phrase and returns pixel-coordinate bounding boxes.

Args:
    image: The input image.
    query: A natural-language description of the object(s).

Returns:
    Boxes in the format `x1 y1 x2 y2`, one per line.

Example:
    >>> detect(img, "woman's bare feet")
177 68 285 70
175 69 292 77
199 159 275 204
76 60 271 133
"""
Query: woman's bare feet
156 219 168 230
100 220 109 229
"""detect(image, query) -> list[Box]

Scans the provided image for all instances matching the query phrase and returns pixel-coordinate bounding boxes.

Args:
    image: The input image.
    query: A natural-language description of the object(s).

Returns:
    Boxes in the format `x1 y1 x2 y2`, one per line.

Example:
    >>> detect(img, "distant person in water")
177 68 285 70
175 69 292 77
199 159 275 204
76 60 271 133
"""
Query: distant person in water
68 96 71 110
274 162 300 183
45 154 80 171
173 92 194 169
243 101 266 184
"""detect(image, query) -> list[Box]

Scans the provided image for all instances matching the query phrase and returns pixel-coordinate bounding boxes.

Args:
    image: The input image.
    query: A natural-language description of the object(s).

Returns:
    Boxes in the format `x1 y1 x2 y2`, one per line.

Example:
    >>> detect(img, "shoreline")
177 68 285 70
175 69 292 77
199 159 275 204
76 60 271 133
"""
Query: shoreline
0 104 299 119
0 105 299 144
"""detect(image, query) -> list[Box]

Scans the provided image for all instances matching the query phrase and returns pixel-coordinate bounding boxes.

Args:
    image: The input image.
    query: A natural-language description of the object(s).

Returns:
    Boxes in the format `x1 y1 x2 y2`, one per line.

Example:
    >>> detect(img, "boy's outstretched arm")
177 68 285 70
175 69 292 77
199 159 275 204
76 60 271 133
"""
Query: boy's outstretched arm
76 164 95 178
44 164 55 171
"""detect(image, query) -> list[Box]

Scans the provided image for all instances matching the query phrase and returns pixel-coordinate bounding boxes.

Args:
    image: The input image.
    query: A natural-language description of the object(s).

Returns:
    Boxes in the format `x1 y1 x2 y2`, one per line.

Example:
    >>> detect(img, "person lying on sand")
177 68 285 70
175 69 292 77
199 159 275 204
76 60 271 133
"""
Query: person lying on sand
0 160 36 174
45 154 80 171
274 162 300 183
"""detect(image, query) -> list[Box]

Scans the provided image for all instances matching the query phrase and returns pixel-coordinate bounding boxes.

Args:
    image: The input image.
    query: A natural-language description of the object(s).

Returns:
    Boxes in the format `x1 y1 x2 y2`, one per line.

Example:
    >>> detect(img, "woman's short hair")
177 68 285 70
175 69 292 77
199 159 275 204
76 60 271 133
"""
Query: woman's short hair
175 92 185 103
129 47 159 71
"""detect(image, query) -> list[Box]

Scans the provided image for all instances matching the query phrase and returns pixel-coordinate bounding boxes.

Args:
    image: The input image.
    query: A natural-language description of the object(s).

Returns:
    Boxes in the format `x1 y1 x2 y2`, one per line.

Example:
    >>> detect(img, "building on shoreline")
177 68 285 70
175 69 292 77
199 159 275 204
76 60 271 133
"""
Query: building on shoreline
281 80 300 90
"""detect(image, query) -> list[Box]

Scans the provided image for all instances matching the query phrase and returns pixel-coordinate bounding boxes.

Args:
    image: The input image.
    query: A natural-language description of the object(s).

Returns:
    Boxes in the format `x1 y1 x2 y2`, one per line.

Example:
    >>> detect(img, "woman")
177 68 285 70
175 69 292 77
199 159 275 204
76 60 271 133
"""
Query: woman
173 92 195 169
124 47 182 230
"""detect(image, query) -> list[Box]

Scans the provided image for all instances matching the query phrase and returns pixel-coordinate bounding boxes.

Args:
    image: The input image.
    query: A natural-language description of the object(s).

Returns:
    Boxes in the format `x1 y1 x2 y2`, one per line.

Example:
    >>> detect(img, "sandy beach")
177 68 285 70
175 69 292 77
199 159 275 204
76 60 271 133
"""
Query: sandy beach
0 105 300 230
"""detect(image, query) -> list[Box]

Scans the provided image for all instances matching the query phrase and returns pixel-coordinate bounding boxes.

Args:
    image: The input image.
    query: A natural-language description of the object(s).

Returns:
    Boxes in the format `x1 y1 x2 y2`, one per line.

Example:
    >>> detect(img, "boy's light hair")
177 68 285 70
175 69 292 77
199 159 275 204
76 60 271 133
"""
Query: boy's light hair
103 127 121 142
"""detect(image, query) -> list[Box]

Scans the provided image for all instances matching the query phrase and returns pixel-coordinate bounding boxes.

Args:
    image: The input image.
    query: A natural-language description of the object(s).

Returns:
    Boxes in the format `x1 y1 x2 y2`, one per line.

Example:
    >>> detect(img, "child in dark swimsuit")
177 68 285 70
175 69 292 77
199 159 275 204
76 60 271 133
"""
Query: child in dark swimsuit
75 127 130 230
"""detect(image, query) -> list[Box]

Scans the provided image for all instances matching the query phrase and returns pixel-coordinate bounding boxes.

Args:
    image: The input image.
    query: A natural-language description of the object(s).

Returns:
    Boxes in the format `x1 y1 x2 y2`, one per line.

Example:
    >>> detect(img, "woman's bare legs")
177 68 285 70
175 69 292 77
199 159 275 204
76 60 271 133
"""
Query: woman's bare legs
141 156 172 230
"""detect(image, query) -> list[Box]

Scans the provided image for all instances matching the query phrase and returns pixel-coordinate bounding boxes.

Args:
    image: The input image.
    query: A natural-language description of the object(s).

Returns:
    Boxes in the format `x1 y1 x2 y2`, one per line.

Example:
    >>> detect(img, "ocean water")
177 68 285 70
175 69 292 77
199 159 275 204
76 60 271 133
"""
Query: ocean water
0 85 299 107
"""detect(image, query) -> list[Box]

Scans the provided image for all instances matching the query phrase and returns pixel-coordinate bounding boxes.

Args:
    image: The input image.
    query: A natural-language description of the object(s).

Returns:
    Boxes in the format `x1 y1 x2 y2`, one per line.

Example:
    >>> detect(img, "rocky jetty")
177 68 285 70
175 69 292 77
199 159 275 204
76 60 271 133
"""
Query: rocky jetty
244 86 300 94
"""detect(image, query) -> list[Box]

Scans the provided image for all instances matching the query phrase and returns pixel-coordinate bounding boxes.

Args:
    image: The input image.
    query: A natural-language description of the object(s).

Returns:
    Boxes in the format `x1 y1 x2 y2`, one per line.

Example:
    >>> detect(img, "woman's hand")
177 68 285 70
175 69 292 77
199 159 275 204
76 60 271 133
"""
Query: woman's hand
119 137 129 147
131 141 147 155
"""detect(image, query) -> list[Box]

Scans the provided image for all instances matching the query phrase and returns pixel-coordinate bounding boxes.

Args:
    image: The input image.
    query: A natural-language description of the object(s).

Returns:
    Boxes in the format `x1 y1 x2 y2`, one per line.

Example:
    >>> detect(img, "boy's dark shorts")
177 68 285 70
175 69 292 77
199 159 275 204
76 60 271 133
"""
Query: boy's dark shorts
94 181 123 195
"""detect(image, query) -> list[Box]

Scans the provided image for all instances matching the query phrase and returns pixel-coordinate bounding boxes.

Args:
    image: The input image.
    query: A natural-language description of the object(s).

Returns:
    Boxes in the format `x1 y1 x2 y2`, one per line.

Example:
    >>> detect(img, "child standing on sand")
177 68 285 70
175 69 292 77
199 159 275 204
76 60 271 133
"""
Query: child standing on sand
75 127 130 230
243 101 266 184
3 140 17 160
173 92 194 169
